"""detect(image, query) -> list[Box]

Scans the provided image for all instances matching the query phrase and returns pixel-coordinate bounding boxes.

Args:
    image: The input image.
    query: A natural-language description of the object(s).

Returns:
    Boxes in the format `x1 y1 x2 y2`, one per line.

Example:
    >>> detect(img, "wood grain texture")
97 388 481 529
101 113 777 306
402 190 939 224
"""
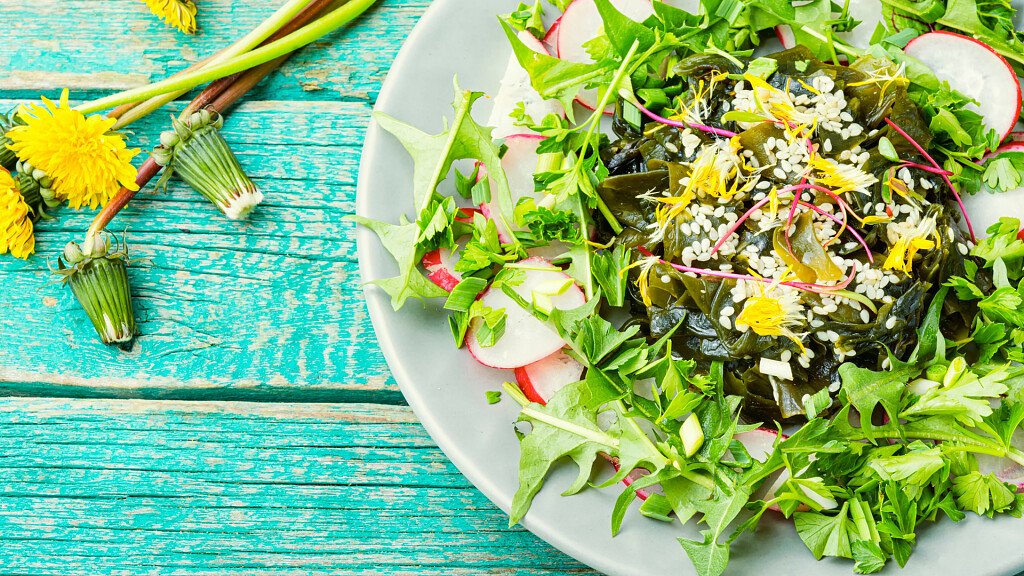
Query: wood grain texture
0 398 594 575
0 0 429 104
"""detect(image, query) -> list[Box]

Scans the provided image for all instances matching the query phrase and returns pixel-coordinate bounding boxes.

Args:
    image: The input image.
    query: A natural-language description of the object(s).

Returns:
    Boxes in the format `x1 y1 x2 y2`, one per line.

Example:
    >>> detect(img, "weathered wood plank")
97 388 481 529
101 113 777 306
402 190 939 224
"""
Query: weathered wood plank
0 99 405 401
0 0 430 104
0 398 595 575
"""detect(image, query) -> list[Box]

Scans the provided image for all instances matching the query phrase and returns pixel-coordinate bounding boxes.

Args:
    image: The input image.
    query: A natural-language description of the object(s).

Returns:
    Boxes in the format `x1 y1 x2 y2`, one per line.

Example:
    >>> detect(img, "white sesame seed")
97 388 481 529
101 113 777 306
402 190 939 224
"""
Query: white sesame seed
885 317 897 330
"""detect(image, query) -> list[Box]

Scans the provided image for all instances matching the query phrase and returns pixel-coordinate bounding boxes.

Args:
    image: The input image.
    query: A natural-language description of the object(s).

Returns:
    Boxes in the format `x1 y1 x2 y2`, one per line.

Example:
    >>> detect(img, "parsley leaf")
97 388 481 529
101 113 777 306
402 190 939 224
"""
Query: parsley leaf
952 471 1018 517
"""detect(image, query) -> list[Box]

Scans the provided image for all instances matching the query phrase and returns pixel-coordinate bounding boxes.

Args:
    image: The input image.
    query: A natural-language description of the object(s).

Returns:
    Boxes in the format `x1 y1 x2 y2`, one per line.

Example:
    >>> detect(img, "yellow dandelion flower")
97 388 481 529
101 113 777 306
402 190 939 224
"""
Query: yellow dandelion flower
675 71 729 126
7 90 139 210
883 215 938 275
140 0 198 34
622 254 662 307
0 169 34 259
736 285 806 352
808 154 878 196
741 74 817 128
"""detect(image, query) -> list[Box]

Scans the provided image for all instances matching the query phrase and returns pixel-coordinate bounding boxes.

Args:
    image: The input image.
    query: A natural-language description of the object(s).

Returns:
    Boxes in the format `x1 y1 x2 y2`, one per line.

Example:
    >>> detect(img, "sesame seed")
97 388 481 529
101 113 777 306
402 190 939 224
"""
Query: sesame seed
885 317 897 330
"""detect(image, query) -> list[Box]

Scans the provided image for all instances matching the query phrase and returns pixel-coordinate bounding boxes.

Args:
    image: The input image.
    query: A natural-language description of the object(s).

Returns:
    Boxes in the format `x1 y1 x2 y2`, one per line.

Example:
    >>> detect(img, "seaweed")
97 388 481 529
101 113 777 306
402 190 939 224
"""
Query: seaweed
599 46 975 424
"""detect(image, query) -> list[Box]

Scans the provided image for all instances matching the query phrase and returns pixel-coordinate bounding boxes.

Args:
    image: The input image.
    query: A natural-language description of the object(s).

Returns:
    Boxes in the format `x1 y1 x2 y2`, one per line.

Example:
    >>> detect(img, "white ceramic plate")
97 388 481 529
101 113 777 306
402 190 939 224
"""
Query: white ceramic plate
355 2 1024 574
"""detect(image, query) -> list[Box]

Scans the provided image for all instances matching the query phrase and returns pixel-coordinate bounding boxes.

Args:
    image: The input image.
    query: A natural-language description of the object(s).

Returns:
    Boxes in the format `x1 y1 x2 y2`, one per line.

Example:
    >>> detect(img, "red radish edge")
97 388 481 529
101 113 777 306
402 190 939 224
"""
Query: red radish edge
775 25 795 49
610 457 652 501
543 16 561 53
905 31 1022 142
514 348 584 404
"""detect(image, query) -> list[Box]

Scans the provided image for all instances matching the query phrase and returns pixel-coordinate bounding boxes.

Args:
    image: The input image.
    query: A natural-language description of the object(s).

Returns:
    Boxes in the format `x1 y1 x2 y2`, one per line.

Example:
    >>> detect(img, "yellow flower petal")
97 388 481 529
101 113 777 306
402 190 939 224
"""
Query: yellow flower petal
0 169 35 259
736 287 806 353
141 0 198 34
7 90 139 210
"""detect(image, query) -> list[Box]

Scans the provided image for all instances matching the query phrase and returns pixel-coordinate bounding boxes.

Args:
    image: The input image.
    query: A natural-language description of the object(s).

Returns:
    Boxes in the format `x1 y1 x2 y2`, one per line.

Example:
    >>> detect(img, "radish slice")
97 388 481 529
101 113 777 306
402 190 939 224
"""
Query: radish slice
962 142 1024 237
1008 131 1024 143
422 235 472 292
542 16 562 54
481 133 545 242
515 356 652 503
467 257 586 369
775 25 795 49
489 31 565 139
660 0 699 9
557 0 655 114
514 348 584 403
840 0 883 50
976 430 1024 492
905 31 1022 142
527 241 572 262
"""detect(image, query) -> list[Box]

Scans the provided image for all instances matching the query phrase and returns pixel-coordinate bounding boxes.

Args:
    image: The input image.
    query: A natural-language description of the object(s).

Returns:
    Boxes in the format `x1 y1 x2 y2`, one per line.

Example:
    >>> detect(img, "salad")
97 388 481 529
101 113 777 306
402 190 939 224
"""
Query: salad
356 0 1024 574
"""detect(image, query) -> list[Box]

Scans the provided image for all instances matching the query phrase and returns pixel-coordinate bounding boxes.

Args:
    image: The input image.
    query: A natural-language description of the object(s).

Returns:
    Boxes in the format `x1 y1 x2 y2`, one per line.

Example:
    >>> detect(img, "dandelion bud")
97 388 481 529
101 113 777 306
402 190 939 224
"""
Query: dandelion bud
159 131 180 148
154 110 262 220
63 241 84 264
57 234 137 347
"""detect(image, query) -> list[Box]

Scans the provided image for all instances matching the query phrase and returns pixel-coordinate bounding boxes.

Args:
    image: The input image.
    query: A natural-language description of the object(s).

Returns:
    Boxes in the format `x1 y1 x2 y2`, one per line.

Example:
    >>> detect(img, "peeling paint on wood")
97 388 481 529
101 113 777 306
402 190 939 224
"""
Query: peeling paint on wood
0 399 595 575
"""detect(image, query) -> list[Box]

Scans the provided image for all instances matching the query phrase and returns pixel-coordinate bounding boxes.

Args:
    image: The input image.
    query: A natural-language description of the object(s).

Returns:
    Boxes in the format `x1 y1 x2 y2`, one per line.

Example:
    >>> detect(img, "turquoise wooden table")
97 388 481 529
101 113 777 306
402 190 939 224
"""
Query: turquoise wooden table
0 1 597 573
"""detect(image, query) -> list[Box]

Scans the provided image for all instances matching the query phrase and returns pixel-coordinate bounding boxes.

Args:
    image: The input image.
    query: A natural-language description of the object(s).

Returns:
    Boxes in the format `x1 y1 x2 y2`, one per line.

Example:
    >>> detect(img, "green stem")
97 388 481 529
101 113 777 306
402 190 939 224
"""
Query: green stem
502 381 531 406
574 40 640 236
77 0 379 115
797 25 863 58
522 404 620 447
109 0 315 129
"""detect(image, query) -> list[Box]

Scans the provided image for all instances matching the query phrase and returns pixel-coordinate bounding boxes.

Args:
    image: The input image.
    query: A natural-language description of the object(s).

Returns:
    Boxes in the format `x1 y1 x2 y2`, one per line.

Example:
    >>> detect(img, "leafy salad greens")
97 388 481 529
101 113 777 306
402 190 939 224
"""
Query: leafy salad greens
356 0 1024 574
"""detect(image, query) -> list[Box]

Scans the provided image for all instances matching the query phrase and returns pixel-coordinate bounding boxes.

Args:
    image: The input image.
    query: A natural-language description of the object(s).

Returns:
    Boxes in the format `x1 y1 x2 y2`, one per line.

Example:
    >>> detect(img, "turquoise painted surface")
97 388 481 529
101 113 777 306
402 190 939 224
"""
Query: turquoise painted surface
0 1 596 573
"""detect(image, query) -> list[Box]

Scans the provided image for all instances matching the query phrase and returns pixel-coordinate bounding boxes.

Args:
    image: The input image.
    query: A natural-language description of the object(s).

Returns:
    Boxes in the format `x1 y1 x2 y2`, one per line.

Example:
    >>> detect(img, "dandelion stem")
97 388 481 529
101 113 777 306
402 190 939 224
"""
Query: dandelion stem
86 6 333 238
78 0 379 115
111 0 336 129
